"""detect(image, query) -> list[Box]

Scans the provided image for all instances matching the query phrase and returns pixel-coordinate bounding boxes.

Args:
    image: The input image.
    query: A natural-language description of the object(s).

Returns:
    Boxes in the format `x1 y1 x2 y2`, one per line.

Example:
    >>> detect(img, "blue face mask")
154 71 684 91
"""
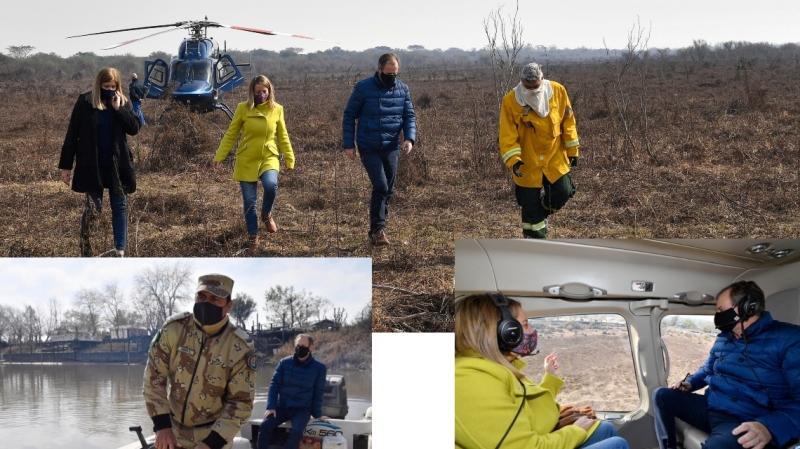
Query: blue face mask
101 88 116 100
512 328 538 356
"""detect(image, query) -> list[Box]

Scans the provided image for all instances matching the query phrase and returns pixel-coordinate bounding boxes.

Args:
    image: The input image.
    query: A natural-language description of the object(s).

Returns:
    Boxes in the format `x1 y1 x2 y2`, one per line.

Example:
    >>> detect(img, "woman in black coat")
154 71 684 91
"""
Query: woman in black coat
59 67 140 257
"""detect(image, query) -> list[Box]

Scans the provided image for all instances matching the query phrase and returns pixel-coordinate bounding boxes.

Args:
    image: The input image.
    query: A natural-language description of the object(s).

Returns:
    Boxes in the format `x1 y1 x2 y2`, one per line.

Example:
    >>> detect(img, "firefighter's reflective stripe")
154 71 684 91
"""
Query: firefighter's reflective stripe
521 221 547 231
502 147 522 163
563 138 579 147
542 203 561 213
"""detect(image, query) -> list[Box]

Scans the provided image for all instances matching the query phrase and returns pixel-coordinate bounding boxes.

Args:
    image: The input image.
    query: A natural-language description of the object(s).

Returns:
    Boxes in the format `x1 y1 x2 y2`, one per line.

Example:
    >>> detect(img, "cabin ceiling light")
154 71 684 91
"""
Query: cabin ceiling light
769 249 793 259
746 243 771 254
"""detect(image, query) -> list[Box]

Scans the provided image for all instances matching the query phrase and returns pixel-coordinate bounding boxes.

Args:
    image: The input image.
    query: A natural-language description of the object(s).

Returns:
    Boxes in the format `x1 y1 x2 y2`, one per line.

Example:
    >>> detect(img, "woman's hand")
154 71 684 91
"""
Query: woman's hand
572 416 596 431
544 353 559 376
111 92 121 111
60 169 71 186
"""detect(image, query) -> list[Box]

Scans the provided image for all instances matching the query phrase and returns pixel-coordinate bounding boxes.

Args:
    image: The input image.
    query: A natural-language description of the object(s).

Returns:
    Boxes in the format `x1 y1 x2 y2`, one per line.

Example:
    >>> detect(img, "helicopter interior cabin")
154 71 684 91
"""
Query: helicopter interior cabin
455 239 800 449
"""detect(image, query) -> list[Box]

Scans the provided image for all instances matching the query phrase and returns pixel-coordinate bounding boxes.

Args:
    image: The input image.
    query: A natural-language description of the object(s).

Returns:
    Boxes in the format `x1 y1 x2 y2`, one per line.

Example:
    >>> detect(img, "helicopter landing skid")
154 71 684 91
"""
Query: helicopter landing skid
216 102 234 120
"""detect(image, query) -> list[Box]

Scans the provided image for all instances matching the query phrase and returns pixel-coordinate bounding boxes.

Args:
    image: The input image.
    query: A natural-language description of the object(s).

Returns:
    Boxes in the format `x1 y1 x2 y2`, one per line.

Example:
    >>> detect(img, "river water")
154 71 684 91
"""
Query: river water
0 363 371 449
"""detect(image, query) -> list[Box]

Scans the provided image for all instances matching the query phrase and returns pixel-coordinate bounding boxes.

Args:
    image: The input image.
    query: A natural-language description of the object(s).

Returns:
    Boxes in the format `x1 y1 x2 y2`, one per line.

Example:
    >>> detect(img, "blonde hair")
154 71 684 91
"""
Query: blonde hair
455 294 525 379
91 67 128 110
248 75 276 110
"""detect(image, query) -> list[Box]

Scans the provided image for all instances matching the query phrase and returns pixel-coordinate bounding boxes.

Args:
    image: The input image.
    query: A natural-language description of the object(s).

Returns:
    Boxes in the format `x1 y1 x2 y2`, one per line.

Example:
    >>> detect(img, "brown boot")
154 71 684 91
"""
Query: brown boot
261 212 277 233
370 228 390 246
248 235 259 251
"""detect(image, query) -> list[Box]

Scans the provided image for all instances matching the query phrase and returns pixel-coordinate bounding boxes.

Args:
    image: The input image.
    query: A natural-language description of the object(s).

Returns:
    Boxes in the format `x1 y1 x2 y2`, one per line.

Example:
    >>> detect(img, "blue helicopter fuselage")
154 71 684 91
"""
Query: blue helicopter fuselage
143 37 245 114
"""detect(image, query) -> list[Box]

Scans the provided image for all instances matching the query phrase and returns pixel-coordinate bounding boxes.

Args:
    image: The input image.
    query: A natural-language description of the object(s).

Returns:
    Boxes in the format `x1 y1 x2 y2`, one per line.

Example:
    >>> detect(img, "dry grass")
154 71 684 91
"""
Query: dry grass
1 61 799 332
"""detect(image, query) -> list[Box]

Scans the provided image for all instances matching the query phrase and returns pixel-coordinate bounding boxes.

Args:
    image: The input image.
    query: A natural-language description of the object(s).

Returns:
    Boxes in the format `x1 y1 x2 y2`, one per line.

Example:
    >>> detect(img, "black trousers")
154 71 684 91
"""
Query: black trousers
515 173 575 238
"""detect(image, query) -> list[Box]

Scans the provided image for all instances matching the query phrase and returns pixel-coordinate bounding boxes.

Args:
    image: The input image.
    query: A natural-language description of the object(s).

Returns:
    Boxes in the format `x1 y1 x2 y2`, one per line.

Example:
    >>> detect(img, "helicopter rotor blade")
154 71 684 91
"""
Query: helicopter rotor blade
222 24 337 43
66 22 187 39
101 27 185 50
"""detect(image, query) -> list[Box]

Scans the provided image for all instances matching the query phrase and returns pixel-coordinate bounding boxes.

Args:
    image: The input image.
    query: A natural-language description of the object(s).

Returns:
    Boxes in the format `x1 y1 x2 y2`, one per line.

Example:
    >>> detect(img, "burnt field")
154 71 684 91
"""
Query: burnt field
1 59 799 331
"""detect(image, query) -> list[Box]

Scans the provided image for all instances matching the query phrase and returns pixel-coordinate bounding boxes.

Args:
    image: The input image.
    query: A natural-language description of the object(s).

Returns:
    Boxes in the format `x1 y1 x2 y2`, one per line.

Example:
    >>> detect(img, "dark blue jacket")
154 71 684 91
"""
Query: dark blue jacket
342 72 417 151
266 354 327 418
687 312 800 447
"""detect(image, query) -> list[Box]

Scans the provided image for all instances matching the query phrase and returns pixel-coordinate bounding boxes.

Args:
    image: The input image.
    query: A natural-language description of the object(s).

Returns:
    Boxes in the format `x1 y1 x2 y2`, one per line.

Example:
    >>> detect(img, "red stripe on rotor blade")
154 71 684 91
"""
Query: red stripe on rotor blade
230 26 276 35
292 35 313 39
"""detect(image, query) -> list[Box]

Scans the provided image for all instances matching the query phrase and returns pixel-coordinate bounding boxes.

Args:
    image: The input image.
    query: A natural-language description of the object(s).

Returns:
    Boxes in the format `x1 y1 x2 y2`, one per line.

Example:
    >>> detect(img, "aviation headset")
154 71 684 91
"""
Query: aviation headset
735 280 764 321
488 293 523 352
732 281 775 411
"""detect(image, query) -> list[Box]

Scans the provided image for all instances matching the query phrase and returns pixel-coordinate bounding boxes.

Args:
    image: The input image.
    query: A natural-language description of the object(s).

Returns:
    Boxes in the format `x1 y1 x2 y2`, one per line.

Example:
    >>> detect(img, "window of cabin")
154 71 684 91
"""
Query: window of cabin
659 315 716 393
520 314 640 412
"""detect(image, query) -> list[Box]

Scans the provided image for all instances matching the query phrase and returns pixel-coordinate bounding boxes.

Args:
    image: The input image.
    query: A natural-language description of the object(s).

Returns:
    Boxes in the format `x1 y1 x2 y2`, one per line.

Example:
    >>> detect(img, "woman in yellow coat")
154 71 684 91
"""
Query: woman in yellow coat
214 75 295 250
455 294 630 449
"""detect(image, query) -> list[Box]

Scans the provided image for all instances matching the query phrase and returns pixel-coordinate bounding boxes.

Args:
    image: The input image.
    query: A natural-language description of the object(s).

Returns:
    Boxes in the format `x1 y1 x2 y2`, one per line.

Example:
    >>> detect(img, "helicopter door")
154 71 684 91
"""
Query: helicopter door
214 55 244 92
143 59 170 98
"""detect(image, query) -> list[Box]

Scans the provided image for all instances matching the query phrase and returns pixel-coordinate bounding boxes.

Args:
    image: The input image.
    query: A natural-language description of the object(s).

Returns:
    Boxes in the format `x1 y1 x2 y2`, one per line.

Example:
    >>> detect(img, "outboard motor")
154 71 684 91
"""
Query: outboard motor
322 375 348 419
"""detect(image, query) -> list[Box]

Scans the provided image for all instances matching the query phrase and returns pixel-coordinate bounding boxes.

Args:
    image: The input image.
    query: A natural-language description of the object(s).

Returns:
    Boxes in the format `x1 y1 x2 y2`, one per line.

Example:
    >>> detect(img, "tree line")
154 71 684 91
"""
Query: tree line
2 40 799 81
0 261 369 351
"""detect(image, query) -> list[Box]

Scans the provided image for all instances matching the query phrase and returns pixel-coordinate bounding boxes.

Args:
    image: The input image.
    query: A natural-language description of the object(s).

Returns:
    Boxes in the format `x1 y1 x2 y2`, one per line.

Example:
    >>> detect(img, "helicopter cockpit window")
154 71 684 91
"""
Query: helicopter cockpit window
192 60 212 83
522 314 640 412
173 60 212 83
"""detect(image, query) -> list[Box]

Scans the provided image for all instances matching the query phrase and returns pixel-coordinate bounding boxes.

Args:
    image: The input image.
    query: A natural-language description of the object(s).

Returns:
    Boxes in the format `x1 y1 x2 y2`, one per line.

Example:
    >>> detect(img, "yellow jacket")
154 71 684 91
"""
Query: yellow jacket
144 312 257 448
214 101 295 182
455 355 599 449
499 81 579 188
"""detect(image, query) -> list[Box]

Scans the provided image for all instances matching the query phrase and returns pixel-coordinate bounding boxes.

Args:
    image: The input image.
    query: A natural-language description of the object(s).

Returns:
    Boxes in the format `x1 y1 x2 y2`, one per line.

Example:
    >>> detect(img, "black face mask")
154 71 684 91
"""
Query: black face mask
193 301 225 326
101 88 116 100
714 307 740 333
295 345 311 358
379 72 397 86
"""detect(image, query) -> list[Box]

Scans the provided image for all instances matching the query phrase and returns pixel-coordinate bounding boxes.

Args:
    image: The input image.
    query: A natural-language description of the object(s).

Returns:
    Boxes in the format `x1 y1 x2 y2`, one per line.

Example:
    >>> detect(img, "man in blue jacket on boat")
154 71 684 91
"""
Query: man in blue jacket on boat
257 334 330 449
343 52 417 247
653 280 800 449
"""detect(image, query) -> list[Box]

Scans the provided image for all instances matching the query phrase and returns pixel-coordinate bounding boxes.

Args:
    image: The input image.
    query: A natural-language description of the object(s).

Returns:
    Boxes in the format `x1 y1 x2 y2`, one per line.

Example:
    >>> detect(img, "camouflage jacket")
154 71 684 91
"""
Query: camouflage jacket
144 312 257 449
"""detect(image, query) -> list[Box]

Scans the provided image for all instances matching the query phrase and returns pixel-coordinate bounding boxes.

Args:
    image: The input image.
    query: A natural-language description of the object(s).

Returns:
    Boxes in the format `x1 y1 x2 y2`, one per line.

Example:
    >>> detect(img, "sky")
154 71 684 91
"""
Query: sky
2 0 799 58
0 258 372 329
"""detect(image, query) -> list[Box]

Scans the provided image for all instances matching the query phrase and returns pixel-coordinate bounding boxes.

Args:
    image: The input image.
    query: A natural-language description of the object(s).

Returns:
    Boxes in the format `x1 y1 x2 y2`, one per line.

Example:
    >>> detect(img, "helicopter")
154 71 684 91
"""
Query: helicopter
67 18 332 119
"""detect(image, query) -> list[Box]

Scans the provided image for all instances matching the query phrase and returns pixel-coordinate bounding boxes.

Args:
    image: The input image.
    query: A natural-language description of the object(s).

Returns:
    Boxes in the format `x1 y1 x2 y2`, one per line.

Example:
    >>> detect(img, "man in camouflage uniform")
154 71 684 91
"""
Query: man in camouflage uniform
144 274 258 449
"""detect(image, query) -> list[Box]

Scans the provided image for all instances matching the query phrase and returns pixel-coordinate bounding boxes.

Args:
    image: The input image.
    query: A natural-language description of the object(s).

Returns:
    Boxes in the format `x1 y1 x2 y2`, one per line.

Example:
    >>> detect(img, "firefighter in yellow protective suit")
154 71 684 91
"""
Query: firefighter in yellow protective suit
144 274 257 449
499 62 579 238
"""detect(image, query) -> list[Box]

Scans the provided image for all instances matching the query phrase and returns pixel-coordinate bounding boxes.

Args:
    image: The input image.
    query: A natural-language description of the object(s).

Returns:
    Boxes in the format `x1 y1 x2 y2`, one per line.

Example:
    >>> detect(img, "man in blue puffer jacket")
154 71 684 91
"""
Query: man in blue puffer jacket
343 52 417 246
257 334 329 449
653 281 800 449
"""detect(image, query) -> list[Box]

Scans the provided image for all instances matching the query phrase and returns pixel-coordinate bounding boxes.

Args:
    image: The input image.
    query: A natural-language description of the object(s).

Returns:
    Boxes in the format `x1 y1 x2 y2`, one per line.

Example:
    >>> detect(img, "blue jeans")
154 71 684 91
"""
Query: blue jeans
81 190 127 251
359 148 399 235
131 100 145 125
257 406 312 449
577 421 630 449
239 169 278 236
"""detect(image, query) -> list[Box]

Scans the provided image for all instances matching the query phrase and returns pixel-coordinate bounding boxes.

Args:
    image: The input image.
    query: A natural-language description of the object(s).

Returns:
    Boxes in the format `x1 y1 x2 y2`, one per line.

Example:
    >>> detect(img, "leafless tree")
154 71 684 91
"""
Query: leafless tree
483 0 525 109
603 18 655 163
21 305 42 352
43 297 60 341
353 302 372 330
264 286 327 328
332 307 348 327
100 282 129 350
74 288 102 335
100 283 127 332
0 305 10 344
133 261 194 330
